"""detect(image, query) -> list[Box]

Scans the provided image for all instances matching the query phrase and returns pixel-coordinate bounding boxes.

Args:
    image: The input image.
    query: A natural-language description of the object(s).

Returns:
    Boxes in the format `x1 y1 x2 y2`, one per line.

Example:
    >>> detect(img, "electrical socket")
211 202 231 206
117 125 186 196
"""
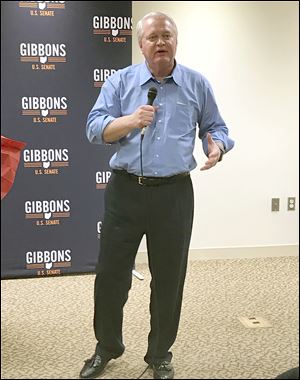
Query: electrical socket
287 197 296 211
271 198 280 212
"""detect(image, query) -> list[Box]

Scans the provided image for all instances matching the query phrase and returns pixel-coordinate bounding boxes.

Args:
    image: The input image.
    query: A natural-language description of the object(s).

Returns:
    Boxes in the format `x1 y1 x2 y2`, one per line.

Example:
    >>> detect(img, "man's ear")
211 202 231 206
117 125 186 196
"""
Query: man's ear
139 43 145 55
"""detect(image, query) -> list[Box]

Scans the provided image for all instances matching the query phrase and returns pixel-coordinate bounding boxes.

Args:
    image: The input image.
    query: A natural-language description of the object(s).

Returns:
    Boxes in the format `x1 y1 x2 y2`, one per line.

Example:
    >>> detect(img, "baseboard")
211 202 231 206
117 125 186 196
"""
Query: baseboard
135 245 299 263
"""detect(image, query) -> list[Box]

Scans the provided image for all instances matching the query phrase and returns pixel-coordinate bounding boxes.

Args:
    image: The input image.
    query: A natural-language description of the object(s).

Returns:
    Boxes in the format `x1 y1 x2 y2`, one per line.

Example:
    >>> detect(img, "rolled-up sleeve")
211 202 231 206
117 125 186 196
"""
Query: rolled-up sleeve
86 73 121 145
198 79 235 156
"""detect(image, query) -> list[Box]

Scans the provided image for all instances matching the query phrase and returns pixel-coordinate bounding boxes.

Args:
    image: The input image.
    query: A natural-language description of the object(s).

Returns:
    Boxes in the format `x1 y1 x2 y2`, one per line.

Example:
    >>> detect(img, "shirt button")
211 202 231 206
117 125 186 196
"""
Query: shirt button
159 103 163 106
157 137 161 140
155 154 159 158
158 120 162 123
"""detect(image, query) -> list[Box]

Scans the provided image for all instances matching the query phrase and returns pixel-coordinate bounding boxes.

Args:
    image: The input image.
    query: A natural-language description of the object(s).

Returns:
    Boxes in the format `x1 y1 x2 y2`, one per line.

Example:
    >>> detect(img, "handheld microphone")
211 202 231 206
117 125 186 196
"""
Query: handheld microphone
141 87 158 136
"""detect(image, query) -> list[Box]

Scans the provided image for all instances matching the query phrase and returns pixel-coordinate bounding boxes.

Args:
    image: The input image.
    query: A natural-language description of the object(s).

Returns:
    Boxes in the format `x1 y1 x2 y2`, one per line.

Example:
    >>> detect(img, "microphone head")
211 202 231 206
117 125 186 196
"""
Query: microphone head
147 87 158 105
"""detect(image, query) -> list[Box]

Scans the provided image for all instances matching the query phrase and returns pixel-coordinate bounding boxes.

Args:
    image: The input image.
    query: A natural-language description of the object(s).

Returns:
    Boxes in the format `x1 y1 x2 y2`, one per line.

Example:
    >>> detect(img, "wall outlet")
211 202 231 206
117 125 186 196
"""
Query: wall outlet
287 197 296 211
271 198 280 212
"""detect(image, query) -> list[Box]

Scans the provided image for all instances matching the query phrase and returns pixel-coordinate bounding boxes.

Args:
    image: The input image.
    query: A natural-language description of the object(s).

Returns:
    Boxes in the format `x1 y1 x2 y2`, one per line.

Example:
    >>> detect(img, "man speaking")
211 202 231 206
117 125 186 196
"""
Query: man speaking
80 12 234 379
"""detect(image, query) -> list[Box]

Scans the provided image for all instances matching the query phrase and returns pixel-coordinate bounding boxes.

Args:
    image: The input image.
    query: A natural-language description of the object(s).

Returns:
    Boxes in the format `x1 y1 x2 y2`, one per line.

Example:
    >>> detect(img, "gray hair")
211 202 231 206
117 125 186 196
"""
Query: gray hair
136 12 178 43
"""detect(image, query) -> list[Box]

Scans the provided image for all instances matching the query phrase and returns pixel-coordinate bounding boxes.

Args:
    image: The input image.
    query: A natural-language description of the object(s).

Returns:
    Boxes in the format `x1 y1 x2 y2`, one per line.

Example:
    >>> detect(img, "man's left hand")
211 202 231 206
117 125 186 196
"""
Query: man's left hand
200 133 222 171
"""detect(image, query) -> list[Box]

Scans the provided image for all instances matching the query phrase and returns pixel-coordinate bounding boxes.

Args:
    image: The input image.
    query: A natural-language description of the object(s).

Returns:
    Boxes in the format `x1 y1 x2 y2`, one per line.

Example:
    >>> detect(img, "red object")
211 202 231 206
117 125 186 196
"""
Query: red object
1 135 26 200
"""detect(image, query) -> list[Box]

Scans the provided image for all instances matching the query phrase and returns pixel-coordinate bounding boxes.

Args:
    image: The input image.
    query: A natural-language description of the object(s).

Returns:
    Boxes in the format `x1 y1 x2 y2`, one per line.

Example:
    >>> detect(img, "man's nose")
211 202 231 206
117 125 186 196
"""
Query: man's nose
156 37 166 46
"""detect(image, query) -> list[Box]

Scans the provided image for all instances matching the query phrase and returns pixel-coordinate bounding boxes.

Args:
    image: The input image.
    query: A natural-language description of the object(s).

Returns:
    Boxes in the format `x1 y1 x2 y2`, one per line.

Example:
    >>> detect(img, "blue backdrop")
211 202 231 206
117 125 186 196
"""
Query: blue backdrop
1 1 132 278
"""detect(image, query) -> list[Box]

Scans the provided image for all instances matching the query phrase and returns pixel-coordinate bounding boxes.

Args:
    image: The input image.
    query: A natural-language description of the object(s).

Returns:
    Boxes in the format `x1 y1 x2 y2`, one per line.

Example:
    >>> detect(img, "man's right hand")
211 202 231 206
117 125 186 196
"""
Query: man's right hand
103 105 157 143
132 105 157 130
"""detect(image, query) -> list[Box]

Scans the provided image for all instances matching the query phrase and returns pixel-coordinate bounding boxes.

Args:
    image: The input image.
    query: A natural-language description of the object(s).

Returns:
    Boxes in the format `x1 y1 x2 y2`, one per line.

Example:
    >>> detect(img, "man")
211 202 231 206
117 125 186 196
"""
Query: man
80 12 234 379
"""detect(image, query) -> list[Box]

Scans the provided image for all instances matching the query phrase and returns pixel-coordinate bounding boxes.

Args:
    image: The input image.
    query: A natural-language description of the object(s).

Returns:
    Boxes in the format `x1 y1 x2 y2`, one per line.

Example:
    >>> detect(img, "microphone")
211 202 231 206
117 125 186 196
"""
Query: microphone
141 87 158 136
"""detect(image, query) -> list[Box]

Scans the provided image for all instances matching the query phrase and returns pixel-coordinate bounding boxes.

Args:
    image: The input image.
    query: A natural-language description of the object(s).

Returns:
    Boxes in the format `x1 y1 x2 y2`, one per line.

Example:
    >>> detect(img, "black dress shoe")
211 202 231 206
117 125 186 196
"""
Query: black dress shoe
79 353 110 379
152 361 174 379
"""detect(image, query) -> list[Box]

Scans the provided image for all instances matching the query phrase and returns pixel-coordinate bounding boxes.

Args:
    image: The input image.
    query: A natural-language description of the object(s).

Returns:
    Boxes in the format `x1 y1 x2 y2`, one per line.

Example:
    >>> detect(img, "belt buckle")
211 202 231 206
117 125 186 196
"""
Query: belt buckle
138 176 144 186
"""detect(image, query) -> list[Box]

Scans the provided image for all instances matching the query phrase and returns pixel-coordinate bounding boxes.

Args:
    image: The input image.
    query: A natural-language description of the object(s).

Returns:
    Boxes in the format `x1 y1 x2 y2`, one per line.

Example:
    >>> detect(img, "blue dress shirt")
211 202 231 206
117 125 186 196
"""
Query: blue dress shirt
87 62 234 177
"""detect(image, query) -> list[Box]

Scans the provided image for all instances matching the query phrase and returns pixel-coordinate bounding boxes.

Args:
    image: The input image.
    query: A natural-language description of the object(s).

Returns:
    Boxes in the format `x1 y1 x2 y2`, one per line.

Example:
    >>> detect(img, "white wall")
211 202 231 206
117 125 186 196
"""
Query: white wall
132 1 299 251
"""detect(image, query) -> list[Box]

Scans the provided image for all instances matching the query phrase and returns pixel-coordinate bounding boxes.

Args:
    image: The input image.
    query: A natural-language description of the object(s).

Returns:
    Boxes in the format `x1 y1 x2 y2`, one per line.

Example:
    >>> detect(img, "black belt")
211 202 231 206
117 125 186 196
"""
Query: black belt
113 169 190 186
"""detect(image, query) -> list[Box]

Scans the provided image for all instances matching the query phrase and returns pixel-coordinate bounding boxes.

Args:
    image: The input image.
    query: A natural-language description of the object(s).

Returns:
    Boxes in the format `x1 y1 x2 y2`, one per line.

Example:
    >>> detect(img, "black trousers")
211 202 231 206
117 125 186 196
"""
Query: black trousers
93 171 194 365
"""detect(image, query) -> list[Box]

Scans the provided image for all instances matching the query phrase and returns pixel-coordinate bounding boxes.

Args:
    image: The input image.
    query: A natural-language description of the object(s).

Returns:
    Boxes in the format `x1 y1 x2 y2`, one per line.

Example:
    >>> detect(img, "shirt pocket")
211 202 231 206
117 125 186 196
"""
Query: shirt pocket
171 101 195 135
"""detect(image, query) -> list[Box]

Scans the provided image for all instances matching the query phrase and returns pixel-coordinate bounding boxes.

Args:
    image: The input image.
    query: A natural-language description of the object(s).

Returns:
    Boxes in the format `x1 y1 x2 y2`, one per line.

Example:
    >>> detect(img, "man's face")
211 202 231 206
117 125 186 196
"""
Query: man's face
139 17 177 68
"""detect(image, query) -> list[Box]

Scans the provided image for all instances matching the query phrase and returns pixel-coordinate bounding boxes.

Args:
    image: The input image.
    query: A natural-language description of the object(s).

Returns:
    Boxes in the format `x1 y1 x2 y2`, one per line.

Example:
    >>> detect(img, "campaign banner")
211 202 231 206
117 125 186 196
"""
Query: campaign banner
1 1 132 278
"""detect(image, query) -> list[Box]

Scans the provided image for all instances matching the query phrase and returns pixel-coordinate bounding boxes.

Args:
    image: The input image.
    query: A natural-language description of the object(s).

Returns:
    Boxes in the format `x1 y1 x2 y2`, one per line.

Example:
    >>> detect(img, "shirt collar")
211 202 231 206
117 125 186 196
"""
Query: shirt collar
139 60 182 87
